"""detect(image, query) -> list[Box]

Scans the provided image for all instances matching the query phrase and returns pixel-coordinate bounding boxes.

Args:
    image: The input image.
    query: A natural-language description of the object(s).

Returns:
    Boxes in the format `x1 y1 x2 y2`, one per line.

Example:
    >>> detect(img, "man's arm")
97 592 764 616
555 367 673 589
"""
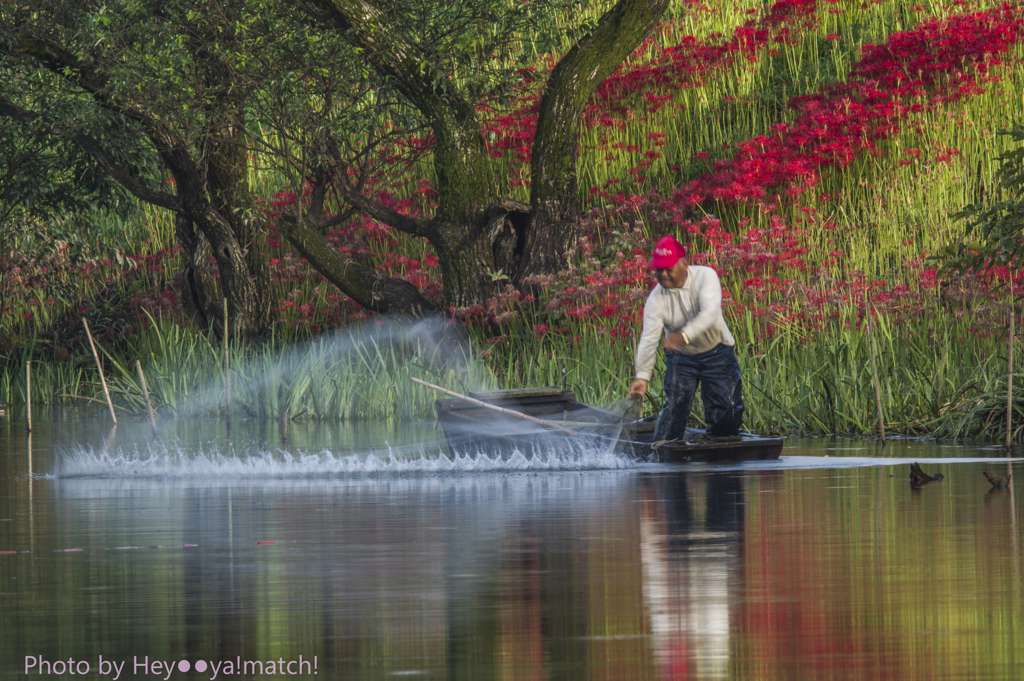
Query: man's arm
631 289 663 395
680 267 724 341
628 377 648 397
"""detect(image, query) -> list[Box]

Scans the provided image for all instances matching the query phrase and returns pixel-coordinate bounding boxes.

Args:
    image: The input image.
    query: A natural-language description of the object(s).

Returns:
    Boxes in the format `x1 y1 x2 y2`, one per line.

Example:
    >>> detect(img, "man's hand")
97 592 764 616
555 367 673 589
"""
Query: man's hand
628 378 648 398
665 330 690 351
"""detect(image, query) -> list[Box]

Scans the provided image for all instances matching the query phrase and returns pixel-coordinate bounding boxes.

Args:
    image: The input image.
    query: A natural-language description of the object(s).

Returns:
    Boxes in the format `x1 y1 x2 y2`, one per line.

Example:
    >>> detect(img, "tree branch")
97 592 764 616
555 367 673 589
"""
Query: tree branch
327 163 427 236
3 33 203 183
316 208 356 233
299 0 468 130
300 0 496 221
278 212 436 317
0 97 182 212
323 138 427 235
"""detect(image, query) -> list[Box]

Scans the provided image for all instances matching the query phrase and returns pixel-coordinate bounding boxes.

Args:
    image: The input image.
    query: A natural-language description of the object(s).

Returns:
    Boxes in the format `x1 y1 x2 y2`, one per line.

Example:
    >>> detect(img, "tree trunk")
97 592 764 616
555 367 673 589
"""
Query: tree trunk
278 214 436 317
198 110 275 339
520 0 670 281
303 0 517 310
1 30 276 340
429 203 529 309
175 213 218 329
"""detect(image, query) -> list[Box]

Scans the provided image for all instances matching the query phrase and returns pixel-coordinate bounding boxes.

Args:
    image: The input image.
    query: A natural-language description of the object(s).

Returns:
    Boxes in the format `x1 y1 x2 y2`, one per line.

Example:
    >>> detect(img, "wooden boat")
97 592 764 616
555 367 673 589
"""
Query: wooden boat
433 387 624 460
433 387 783 463
621 415 783 463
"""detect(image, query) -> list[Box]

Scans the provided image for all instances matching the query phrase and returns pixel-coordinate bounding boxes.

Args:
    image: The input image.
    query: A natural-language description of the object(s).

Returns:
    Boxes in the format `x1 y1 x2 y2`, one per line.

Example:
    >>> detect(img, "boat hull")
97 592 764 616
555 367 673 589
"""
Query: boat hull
621 415 783 462
434 387 623 460
625 431 784 463
434 388 783 463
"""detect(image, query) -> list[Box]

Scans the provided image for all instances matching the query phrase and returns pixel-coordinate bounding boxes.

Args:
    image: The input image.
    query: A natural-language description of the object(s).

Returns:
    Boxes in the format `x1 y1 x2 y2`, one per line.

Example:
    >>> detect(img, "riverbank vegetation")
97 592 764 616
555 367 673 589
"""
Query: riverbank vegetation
3 0 1024 441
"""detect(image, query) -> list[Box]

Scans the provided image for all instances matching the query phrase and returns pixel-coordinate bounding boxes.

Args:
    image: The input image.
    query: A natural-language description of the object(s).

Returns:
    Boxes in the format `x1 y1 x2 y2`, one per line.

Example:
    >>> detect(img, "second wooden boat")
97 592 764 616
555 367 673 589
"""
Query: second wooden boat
434 387 623 460
433 387 783 463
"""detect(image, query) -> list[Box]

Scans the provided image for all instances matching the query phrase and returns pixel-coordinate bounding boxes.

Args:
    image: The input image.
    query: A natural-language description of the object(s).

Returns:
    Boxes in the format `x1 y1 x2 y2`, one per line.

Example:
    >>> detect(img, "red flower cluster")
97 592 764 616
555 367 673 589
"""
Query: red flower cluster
593 0 826 114
679 3 1024 208
96 1 1024 347
481 0 830 166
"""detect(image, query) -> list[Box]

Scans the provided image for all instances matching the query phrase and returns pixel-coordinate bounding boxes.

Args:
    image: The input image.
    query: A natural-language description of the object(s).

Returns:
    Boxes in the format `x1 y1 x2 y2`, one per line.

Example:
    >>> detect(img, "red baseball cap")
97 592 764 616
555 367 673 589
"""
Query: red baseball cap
650 235 687 269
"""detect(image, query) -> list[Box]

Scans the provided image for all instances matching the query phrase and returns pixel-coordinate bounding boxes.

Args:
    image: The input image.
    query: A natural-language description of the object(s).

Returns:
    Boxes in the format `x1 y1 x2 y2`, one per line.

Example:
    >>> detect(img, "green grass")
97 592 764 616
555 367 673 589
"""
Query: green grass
4 0 1024 443
5 295 1021 443
9 315 498 423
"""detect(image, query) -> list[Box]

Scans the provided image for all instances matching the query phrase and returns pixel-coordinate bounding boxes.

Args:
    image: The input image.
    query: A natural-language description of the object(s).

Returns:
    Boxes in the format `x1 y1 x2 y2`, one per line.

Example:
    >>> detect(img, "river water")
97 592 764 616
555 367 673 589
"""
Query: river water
1 409 1022 680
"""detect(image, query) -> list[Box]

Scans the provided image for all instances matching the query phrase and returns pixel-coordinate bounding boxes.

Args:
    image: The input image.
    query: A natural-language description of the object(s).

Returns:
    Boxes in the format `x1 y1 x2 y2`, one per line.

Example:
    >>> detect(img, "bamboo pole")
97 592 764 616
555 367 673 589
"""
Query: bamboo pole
223 298 231 422
865 291 885 447
135 360 159 437
1008 295 1015 452
83 319 117 425
411 377 580 436
631 333 642 418
25 360 32 433
103 423 118 456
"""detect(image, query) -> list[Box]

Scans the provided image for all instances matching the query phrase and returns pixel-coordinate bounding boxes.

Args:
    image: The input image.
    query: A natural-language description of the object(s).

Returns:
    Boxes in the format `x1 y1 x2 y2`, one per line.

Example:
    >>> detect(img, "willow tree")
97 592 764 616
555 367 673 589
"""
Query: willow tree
0 1 278 338
1 0 669 330
280 0 670 315
0 99 142 355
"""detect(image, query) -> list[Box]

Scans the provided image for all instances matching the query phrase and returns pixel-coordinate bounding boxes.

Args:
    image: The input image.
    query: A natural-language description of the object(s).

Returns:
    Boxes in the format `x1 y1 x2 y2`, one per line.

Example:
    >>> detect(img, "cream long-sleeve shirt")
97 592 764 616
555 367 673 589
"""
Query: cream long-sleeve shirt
634 265 735 381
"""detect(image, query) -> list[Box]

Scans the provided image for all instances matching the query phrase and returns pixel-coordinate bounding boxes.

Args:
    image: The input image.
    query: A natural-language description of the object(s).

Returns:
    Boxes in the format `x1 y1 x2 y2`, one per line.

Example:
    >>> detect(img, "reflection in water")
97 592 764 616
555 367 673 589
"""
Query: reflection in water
2 413 1024 680
641 473 747 679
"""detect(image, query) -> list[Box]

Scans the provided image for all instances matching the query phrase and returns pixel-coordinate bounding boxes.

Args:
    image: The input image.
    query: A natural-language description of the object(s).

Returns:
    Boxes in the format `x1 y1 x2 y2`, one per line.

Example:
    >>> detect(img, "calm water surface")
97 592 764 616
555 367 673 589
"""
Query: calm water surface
1 410 1022 680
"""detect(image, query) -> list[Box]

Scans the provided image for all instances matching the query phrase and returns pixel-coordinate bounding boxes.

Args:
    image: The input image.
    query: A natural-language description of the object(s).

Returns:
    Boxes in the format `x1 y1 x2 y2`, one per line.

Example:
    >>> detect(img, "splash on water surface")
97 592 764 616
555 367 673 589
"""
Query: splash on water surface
53 438 639 478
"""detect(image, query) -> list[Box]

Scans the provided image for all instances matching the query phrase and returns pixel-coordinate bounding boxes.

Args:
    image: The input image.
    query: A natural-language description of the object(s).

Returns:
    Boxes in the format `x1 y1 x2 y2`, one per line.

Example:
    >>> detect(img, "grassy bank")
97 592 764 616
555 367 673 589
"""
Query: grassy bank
4 298 1021 442
3 0 1024 442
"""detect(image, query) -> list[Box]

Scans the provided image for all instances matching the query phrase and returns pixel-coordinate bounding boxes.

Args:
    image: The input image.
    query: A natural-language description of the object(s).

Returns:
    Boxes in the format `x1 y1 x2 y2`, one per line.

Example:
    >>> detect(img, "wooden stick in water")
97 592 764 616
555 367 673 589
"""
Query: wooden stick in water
411 377 579 436
1008 293 1015 452
865 290 885 447
223 298 231 422
136 360 159 437
26 360 32 433
83 319 118 425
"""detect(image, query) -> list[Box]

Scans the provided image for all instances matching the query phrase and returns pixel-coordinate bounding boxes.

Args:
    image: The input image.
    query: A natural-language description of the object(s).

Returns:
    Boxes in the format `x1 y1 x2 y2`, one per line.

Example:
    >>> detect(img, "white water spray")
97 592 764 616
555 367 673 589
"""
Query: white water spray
54 437 638 478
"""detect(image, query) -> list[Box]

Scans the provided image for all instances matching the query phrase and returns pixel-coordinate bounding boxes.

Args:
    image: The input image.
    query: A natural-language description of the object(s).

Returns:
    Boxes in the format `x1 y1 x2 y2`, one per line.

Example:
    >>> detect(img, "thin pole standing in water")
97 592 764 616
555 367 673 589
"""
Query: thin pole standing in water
223 298 231 423
136 360 159 438
1008 292 1015 452
865 289 885 447
1007 292 1018 587
1007 286 1015 450
83 319 117 425
27 361 33 480
26 360 32 433
27 427 33 542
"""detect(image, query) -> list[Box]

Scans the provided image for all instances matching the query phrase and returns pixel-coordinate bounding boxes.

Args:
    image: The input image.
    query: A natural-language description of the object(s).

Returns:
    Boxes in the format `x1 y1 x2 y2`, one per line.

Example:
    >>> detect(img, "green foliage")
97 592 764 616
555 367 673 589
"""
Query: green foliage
4 0 1024 445
0 81 152 346
11 314 495 421
940 125 1024 272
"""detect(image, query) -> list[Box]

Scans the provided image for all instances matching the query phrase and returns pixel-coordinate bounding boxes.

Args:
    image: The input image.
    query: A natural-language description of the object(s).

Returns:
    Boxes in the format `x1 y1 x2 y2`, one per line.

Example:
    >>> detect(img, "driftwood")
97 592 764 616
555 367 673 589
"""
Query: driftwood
983 471 1012 489
909 462 944 488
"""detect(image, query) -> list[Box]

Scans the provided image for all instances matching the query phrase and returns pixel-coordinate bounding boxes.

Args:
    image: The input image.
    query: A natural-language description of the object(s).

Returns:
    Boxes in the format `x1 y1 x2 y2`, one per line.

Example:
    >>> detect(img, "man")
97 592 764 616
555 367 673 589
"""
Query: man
628 235 744 441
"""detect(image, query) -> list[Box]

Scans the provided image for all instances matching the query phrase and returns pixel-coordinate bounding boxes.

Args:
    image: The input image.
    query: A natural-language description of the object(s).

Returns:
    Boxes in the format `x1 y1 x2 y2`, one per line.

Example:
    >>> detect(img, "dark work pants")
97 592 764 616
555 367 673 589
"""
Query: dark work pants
653 343 744 441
